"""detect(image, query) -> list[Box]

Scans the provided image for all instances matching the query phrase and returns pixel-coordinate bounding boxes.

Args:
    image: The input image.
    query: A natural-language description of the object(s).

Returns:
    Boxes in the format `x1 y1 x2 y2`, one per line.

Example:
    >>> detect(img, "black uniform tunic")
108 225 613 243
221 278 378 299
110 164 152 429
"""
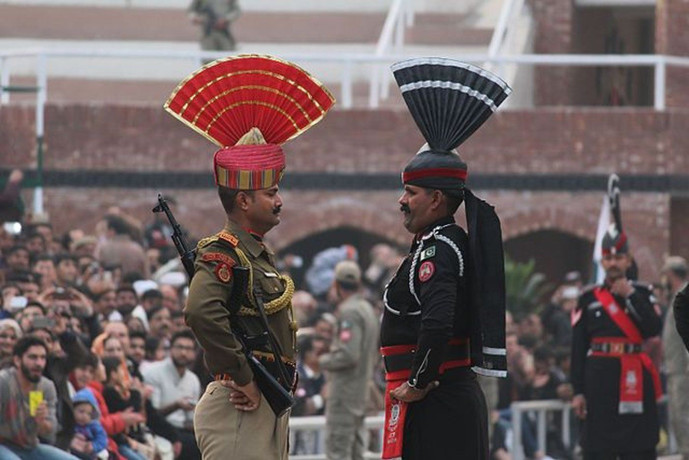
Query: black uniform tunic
571 282 662 453
381 216 488 459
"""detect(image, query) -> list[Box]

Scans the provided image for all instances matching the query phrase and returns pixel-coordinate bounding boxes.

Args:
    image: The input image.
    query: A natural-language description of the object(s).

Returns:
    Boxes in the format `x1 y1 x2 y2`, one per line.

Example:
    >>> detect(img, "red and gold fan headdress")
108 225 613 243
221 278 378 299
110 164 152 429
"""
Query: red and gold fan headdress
165 54 335 190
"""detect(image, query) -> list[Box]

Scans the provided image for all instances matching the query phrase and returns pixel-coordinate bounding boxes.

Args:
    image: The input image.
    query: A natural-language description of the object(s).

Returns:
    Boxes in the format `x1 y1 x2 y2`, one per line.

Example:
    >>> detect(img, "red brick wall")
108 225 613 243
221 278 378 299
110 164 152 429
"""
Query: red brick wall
18 187 669 281
3 106 689 176
670 197 689 263
2 104 686 281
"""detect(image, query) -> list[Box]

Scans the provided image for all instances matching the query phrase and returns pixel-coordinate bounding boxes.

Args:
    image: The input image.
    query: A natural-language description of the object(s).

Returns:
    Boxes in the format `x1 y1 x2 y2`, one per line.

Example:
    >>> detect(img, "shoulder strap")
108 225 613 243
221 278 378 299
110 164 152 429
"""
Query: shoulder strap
593 287 643 343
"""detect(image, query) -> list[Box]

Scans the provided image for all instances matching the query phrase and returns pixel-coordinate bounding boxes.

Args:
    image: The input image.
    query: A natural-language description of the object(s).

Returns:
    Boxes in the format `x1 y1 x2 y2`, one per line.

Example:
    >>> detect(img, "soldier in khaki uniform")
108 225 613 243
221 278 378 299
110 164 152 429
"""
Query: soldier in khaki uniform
189 0 240 52
661 256 689 459
320 261 380 460
164 55 335 460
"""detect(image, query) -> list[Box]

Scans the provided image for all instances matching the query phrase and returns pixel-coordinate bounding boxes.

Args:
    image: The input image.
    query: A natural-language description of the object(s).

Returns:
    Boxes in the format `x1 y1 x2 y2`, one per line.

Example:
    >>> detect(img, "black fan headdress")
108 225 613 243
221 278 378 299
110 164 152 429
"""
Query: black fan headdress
602 174 629 255
392 57 511 192
392 57 512 378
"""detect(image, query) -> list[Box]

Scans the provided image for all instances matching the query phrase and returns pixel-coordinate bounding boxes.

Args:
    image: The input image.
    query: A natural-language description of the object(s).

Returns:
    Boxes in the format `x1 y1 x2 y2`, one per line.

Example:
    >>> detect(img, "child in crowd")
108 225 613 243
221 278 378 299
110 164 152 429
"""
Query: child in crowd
71 388 110 460
102 357 154 460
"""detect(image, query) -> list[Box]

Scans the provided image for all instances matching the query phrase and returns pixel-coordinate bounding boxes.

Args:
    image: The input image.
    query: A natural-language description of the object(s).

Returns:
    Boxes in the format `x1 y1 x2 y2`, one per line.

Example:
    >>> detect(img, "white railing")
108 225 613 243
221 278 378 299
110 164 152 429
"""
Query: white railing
511 399 572 460
2 49 689 110
369 0 409 108
289 414 384 460
487 0 524 59
288 400 575 459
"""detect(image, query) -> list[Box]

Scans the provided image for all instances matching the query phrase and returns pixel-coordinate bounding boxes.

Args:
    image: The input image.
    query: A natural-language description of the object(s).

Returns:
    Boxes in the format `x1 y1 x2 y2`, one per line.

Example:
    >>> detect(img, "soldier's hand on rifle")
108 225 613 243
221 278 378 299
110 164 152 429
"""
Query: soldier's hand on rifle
220 378 262 411
390 380 439 403
572 394 587 419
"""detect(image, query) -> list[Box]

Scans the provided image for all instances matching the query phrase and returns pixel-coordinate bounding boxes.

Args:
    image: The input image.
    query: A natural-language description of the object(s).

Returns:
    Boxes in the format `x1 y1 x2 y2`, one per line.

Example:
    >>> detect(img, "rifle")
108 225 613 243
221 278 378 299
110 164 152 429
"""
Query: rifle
152 194 294 417
152 194 196 279
230 267 295 417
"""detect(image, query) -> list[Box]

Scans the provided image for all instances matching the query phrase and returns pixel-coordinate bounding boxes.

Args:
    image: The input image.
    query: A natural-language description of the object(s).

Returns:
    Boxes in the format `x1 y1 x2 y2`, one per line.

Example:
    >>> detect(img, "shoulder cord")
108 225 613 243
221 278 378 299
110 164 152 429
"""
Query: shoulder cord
233 247 296 323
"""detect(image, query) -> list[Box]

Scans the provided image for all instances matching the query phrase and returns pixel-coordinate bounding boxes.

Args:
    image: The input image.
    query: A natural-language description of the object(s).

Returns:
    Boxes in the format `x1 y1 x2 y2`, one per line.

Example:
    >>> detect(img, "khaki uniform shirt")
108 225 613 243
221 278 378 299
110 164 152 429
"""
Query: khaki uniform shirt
184 220 296 387
319 294 379 417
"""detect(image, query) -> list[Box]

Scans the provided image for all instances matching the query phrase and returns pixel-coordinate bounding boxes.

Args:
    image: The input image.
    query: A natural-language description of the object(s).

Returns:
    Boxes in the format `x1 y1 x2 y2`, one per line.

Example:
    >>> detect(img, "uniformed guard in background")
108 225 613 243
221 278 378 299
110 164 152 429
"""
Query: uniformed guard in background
674 283 689 352
379 57 511 460
661 256 689 460
571 175 662 460
320 260 379 460
188 0 240 52
164 55 335 460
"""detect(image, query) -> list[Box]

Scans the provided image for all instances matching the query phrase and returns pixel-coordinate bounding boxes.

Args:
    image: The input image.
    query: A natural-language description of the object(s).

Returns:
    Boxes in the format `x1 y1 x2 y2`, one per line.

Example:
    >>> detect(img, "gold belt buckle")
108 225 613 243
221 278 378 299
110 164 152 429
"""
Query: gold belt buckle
610 342 625 354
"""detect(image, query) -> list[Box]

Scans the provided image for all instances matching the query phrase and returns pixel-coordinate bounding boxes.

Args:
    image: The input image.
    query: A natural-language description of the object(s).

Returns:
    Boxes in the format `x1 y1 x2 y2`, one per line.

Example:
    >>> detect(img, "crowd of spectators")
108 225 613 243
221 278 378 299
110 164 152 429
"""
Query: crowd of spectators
0 179 203 459
0 170 685 459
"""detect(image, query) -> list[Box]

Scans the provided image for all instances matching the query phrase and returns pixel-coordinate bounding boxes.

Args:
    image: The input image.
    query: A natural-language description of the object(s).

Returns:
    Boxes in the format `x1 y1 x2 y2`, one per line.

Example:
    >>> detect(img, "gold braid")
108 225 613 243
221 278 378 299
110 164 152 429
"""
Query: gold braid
234 247 295 319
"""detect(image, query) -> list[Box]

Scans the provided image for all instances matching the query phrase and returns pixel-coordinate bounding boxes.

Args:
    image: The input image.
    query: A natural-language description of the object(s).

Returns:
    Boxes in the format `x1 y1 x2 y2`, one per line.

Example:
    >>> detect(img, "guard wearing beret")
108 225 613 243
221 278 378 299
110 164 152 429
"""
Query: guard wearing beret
165 55 334 460
379 57 511 459
571 175 662 460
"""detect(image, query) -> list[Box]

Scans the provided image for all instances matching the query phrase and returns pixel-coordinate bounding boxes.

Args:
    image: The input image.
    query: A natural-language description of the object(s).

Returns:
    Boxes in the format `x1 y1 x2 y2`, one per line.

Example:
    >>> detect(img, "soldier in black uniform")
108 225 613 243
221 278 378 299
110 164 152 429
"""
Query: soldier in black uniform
571 176 662 460
379 57 511 460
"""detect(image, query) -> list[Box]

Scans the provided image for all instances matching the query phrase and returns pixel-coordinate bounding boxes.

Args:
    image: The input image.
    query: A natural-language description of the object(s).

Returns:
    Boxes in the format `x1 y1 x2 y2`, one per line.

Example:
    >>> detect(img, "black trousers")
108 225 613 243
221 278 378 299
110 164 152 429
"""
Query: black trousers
583 449 656 460
402 368 488 459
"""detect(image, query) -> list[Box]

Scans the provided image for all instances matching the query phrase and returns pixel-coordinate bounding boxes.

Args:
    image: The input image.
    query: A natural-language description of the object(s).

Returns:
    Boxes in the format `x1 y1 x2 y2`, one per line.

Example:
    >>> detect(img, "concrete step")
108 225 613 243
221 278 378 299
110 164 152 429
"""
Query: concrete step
0 6 386 43
0 0 483 13
0 5 493 47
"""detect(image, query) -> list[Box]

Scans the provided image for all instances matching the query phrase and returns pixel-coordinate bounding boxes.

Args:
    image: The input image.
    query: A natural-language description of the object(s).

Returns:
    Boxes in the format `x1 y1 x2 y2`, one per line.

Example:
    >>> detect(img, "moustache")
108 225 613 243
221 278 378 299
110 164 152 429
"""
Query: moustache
273 206 282 215
400 204 411 214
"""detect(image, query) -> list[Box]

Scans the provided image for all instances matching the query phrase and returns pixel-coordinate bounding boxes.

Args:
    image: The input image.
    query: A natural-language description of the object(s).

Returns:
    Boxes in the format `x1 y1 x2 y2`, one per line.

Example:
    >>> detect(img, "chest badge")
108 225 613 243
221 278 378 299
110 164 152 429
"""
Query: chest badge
418 261 435 283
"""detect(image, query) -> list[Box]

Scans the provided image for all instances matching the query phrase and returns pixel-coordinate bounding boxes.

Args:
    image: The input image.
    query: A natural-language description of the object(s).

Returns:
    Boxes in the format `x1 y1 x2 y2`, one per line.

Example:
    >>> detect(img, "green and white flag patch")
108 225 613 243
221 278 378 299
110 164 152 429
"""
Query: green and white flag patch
420 246 436 261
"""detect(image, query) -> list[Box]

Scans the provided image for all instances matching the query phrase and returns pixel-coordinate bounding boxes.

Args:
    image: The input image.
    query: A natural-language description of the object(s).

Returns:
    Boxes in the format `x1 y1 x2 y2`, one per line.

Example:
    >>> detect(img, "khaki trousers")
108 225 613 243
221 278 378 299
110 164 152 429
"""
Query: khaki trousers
668 375 689 458
194 381 289 460
325 410 367 460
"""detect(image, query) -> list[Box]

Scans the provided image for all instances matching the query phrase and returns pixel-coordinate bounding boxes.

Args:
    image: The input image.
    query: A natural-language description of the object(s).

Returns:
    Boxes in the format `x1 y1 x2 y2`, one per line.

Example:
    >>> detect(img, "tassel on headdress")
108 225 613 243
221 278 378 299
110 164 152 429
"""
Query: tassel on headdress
165 54 335 190
392 57 512 377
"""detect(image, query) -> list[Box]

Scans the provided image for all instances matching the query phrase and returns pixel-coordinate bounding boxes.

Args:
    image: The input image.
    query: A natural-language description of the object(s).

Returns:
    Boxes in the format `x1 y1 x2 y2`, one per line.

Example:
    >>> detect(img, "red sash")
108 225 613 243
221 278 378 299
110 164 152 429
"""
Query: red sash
593 288 662 413
380 340 470 459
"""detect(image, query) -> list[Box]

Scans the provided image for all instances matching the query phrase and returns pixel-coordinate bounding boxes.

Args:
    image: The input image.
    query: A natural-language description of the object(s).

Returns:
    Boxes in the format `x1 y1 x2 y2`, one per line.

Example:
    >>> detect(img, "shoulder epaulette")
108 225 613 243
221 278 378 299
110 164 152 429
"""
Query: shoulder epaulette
217 231 239 247
196 235 219 250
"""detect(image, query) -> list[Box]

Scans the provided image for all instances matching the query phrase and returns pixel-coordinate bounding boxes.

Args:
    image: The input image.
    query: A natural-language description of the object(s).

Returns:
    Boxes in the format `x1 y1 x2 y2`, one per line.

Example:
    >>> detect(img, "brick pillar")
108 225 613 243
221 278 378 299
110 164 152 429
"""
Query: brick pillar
527 0 575 106
656 0 689 108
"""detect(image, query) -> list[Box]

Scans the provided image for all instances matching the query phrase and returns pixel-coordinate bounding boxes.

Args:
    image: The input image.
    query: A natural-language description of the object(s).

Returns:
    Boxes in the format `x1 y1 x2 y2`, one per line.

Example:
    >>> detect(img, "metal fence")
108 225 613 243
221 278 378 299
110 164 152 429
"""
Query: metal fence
288 400 569 460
